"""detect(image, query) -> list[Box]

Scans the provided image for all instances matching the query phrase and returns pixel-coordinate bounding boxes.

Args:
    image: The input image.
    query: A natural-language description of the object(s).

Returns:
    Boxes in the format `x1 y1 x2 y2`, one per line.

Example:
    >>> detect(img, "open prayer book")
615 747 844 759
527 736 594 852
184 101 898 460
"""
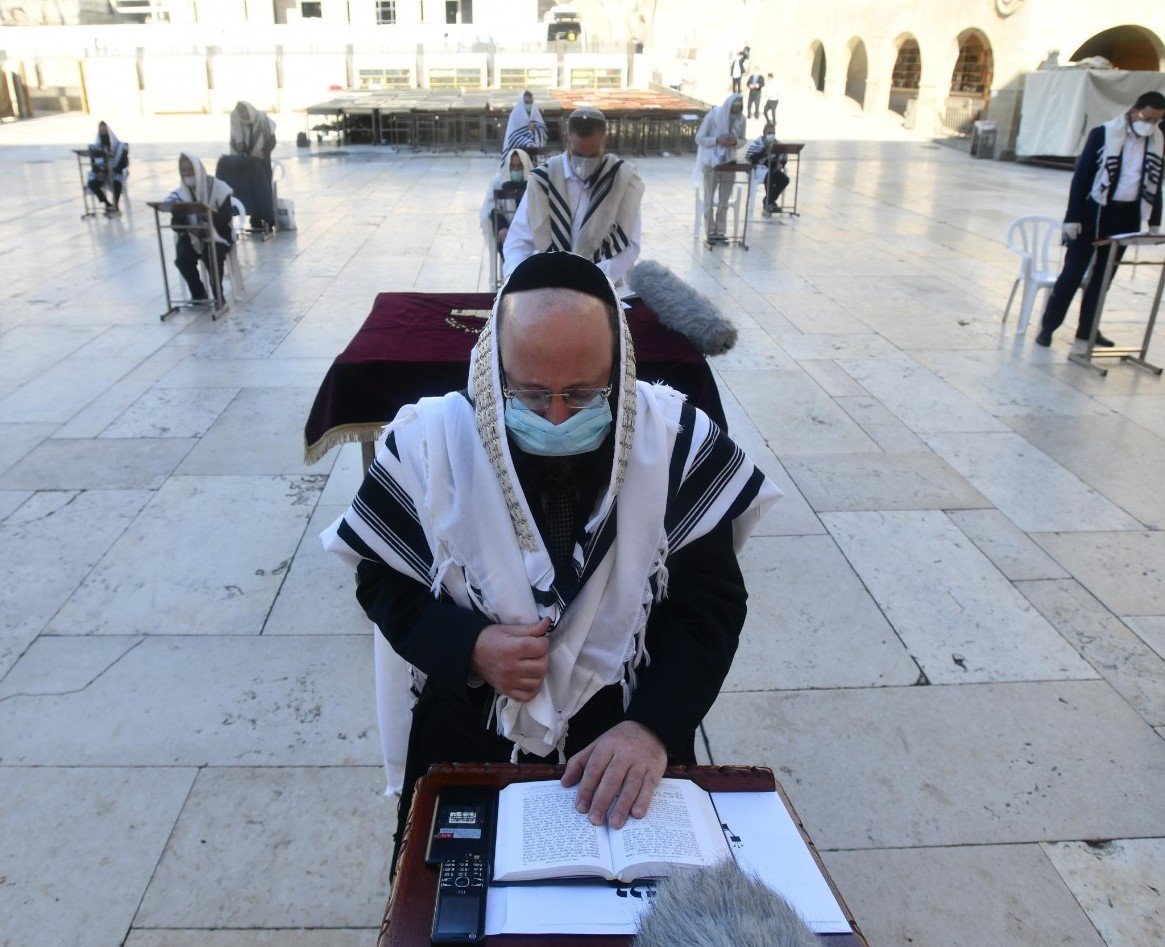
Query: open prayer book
492 778 732 884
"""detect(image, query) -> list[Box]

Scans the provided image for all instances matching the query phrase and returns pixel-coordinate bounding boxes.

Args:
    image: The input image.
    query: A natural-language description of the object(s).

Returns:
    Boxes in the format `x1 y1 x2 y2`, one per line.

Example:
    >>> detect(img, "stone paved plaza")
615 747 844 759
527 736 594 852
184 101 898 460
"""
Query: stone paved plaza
2 111 1164 946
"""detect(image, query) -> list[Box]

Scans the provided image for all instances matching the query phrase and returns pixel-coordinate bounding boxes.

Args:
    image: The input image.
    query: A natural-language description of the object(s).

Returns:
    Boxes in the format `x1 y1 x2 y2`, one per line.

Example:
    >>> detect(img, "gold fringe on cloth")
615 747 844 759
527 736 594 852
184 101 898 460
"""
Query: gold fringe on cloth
303 422 385 466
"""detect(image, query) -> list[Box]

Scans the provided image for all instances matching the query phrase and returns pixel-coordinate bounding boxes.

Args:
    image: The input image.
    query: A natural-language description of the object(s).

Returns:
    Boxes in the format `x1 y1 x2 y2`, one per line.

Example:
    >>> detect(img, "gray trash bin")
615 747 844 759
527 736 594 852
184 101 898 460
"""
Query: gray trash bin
970 120 998 159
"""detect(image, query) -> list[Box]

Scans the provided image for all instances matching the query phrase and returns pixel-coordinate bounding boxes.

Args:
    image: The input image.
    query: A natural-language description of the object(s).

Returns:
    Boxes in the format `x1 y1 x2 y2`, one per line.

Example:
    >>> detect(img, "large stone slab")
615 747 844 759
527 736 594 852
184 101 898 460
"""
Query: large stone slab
101 386 240 439
0 422 56 476
1124 616 1165 661
134 766 392 929
1033 531 1165 617
837 355 1008 434
725 536 920 691
1009 414 1165 529
0 436 196 491
783 452 988 512
0 766 196 947
1018 578 1165 727
0 635 379 765
126 933 373 947
947 509 1070 581
0 489 151 676
823 844 1104 947
1043 838 1165 946
718 369 880 456
175 387 318 476
47 475 323 636
265 504 368 635
925 431 1143 533
823 510 1094 684
703 681 1165 850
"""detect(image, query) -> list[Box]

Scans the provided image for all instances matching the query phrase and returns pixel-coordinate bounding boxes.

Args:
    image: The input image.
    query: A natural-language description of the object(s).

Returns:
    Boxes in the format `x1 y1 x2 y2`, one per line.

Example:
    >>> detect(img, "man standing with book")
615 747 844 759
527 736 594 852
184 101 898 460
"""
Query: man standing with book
324 253 779 872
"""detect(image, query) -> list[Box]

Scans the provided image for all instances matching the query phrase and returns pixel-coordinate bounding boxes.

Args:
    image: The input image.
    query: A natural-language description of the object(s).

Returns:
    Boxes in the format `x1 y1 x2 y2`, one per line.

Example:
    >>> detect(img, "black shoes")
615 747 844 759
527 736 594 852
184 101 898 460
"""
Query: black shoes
1074 333 1115 347
1035 330 1052 347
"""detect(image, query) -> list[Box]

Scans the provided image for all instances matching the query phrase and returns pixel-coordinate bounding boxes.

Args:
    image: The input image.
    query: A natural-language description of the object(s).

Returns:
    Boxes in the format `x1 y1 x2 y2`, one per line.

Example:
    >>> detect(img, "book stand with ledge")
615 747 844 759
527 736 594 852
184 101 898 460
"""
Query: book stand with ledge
1068 232 1165 377
380 762 868 946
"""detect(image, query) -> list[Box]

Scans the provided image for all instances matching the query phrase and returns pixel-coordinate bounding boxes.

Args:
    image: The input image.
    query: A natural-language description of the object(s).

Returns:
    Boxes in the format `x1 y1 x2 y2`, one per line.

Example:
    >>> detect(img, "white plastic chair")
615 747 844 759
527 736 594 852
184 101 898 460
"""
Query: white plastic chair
1002 215 1062 333
693 173 744 242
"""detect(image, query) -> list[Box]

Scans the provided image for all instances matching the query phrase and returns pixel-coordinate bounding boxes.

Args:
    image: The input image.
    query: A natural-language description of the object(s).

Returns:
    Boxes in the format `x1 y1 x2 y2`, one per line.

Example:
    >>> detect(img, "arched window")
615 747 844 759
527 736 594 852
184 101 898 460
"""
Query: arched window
809 41 826 92
889 37 921 117
846 39 868 107
950 33 993 96
1070 25 1164 71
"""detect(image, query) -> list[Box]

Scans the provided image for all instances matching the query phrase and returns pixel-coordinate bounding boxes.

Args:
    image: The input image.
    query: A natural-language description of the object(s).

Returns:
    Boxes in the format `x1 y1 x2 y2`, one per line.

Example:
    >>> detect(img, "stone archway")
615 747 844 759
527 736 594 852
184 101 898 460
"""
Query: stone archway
809 40 826 92
889 34 921 117
845 38 868 107
1070 24 1164 70
944 29 993 135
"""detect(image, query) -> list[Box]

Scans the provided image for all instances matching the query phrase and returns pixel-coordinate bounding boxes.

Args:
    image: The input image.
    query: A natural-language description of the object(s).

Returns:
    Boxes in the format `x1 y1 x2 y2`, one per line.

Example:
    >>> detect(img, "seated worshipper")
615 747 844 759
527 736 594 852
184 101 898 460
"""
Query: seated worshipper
502 90 548 158
166 153 234 302
87 121 129 215
479 147 533 256
230 100 277 166
322 252 780 874
503 107 645 285
694 93 745 243
746 122 790 216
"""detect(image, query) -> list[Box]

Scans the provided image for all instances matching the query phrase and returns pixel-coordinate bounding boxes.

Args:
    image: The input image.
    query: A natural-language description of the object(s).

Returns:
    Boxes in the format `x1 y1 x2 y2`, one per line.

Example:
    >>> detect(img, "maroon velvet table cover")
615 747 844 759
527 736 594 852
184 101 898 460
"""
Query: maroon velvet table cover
303 292 725 463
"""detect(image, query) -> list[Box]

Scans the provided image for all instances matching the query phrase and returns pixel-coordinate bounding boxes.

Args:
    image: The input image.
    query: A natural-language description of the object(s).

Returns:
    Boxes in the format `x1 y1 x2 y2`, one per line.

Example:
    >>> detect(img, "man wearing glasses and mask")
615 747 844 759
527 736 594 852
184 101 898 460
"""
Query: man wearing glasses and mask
324 253 778 872
503 108 645 286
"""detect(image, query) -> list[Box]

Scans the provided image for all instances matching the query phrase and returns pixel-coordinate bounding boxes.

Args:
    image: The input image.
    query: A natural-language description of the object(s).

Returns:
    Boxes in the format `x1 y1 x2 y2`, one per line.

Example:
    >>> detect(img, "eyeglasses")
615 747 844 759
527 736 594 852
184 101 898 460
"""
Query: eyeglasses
502 385 613 412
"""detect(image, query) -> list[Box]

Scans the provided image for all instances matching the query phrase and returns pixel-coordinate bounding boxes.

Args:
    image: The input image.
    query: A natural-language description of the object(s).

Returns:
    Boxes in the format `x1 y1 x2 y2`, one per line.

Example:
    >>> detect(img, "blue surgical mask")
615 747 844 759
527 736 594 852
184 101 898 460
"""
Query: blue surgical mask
504 399 612 457
510 169 524 183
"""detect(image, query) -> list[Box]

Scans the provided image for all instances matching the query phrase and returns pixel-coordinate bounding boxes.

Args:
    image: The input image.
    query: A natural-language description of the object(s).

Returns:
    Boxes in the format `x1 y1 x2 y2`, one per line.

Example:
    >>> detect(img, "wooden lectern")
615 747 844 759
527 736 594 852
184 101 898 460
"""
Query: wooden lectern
379 762 867 946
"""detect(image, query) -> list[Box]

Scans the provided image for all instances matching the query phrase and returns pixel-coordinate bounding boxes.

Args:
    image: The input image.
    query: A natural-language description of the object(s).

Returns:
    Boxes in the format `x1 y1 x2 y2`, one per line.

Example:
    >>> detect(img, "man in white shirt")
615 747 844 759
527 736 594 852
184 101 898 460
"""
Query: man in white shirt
503 107 645 286
1037 91 1164 348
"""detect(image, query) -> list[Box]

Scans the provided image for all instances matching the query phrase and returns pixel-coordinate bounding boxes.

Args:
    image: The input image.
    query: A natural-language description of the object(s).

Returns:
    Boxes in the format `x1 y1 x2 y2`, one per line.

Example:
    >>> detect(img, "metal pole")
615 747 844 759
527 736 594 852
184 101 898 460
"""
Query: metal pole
154 206 178 320
76 151 96 219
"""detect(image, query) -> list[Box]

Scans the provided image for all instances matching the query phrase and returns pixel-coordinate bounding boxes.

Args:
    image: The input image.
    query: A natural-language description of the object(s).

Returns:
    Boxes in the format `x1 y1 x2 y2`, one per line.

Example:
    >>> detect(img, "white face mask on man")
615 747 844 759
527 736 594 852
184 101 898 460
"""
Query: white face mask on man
569 154 602 180
1131 119 1156 138
182 175 197 189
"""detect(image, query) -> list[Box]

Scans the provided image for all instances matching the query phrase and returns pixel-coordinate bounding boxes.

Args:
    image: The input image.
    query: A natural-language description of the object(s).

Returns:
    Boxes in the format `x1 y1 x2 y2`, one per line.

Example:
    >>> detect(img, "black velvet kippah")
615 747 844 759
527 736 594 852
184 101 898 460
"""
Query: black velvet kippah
499 252 617 308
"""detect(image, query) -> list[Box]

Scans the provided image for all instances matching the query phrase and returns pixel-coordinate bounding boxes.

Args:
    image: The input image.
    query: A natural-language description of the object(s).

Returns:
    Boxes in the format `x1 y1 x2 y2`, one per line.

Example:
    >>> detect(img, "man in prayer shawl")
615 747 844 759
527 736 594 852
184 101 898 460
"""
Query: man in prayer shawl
502 107 644 286
323 252 779 873
1036 91 1164 348
87 120 129 215
694 93 745 243
230 100 277 164
480 147 533 256
166 153 234 302
502 90 547 158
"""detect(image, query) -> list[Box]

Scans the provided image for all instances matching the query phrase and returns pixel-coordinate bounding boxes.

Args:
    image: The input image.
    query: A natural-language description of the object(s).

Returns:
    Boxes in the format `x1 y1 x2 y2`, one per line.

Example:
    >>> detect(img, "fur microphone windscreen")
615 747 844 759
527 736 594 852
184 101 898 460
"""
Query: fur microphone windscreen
628 260 738 356
634 860 819 947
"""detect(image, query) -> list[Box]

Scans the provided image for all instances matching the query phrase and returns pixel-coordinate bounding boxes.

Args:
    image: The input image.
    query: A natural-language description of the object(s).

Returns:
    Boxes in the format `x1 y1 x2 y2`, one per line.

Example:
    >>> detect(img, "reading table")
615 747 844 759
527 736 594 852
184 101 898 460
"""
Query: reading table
302 292 726 467
379 762 868 946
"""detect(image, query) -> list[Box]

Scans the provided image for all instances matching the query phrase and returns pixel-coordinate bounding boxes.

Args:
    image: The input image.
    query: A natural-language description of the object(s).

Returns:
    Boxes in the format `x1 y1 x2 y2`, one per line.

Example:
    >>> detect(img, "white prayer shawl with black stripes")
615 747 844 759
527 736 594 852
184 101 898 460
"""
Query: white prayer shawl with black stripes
502 94 547 158
322 382 778 763
89 127 128 186
524 154 645 268
1090 113 1164 222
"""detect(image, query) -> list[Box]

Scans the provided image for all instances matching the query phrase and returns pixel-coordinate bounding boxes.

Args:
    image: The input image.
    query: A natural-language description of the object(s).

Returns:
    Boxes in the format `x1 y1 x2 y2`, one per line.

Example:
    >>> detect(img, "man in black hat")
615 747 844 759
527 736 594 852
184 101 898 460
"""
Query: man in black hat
503 107 645 286
325 253 779 872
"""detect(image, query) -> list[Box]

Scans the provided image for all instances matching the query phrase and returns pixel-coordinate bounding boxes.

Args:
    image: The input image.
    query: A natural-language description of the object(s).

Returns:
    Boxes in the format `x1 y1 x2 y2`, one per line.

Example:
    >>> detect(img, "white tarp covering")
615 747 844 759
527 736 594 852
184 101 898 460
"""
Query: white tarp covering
1017 69 1165 158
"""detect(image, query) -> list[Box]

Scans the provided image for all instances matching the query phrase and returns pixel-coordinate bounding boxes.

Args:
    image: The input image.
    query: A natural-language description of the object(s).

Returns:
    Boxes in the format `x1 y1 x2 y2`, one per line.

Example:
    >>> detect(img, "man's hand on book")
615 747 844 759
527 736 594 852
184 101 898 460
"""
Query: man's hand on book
469 617 550 702
560 721 667 830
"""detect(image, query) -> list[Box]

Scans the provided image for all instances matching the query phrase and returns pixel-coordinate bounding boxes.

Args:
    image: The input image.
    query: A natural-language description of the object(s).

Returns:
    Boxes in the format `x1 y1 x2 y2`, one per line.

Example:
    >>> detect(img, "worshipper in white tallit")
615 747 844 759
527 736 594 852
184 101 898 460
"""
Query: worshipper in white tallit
503 107 645 285
480 147 534 255
230 100 277 163
87 120 129 215
694 93 746 243
501 90 548 159
165 152 234 301
322 252 780 875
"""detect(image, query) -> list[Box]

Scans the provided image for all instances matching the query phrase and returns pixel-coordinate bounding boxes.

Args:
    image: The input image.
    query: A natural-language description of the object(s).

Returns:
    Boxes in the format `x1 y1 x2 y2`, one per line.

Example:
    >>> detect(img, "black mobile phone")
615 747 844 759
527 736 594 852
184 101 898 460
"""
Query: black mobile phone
431 854 487 944
425 786 496 865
